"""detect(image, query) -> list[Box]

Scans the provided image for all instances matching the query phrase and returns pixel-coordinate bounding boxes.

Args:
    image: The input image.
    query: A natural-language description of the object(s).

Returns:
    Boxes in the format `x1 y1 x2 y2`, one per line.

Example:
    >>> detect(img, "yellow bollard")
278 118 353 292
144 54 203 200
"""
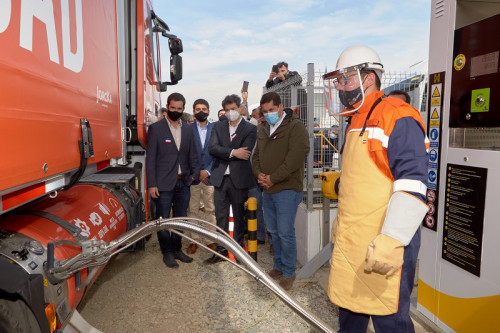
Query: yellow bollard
247 197 258 261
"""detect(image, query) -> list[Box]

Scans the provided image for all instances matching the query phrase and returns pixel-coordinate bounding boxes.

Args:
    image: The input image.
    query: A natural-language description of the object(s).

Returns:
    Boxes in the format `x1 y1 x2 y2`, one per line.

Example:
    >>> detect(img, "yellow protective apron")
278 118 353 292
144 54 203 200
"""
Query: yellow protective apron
328 130 402 315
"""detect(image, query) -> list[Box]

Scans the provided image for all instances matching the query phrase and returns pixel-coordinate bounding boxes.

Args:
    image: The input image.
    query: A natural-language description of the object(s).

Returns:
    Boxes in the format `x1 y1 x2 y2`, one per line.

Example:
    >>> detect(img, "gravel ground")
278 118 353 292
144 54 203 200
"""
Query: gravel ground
77 238 339 333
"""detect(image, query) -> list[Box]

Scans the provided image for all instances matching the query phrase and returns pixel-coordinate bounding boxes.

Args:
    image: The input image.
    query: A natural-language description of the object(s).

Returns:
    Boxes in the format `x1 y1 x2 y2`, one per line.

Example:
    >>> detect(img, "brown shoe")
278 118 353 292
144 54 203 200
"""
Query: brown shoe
269 244 274 255
267 268 283 280
186 243 198 254
279 275 296 291
207 243 217 251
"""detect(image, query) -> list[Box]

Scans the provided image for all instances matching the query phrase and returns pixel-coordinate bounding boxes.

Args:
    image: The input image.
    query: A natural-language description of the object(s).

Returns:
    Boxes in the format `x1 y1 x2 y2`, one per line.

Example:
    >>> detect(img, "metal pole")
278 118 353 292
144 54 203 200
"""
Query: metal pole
306 63 315 210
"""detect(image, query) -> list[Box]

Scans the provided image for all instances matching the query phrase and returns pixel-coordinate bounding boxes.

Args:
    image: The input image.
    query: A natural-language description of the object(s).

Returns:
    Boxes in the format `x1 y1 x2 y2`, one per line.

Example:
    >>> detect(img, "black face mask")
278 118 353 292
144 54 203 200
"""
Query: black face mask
194 111 209 122
167 110 182 121
339 74 369 110
339 87 363 110
218 115 227 122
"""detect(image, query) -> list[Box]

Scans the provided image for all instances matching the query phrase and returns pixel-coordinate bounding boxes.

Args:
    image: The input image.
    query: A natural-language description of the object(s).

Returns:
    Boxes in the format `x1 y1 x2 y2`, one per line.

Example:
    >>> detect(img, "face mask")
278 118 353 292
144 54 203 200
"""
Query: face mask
167 110 182 121
339 87 363 110
264 111 280 125
329 133 338 139
218 115 227 121
227 109 240 122
338 71 369 111
194 111 208 122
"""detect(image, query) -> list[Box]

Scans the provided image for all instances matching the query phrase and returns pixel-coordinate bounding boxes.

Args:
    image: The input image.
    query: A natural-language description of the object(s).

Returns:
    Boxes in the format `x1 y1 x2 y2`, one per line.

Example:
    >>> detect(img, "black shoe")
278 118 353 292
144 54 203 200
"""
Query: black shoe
203 250 228 265
257 240 265 245
173 250 193 263
163 253 179 268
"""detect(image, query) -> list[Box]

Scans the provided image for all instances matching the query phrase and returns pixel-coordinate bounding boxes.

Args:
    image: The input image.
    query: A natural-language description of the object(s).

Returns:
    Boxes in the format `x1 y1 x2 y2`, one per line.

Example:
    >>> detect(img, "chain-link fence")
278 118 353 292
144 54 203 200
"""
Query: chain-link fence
263 64 427 210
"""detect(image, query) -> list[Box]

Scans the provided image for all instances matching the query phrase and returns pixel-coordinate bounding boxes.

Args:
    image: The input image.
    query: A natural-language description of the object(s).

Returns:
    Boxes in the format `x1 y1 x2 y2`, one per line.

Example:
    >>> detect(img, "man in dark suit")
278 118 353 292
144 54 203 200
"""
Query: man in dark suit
186 98 217 254
204 94 257 264
146 92 200 268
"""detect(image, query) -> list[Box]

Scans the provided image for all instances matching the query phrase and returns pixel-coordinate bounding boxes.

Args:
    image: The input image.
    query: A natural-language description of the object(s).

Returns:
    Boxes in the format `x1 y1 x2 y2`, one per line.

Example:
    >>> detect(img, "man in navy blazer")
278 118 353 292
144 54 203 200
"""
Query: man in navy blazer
186 98 217 254
204 94 257 264
146 92 200 268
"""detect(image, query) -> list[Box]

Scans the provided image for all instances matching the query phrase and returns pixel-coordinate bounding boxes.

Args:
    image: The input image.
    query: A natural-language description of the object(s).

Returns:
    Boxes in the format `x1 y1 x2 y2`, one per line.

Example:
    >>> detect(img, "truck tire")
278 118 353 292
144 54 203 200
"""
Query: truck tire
0 293 41 333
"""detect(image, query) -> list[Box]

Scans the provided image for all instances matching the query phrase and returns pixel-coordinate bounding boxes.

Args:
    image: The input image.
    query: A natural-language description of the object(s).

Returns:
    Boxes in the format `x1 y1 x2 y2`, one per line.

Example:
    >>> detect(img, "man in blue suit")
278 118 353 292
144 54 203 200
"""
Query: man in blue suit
204 94 257 264
186 99 217 254
146 92 200 268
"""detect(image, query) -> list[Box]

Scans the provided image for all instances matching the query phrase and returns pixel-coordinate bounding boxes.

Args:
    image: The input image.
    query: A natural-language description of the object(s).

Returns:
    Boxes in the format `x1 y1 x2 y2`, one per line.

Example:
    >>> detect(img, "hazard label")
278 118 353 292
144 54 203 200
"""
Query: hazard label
431 108 440 119
432 86 440 98
430 120 440 127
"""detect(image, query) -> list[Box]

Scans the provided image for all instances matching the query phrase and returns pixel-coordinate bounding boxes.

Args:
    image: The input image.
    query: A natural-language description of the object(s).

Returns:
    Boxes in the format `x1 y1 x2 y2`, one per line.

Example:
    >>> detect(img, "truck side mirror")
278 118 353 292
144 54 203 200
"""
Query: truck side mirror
159 55 182 91
168 37 183 55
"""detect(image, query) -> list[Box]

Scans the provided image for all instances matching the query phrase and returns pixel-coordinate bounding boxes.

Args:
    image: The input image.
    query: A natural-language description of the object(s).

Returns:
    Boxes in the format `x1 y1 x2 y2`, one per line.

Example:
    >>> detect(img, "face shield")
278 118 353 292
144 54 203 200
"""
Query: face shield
323 63 377 116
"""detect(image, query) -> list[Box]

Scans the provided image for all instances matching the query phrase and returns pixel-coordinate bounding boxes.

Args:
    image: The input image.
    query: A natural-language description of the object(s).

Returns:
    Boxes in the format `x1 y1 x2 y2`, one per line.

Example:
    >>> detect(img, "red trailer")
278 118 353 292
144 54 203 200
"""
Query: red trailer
0 1 182 331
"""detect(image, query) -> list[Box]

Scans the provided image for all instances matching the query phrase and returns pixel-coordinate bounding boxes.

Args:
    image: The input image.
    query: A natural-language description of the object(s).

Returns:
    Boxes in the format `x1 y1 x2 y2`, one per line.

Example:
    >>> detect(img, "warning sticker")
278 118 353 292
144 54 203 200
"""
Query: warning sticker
432 86 441 98
431 108 440 119
430 120 440 127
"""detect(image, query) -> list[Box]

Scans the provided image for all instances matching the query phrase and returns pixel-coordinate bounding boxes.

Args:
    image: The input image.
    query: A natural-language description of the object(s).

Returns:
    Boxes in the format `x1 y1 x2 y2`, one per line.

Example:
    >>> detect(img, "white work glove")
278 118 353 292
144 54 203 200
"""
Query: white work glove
365 234 404 277
331 216 339 244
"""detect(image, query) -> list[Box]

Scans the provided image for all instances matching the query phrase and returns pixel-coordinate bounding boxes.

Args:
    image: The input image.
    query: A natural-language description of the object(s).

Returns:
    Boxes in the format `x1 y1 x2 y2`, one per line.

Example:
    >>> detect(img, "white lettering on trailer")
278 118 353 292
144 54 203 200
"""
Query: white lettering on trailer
0 0 11 33
108 198 119 208
61 0 83 72
98 203 111 215
115 207 124 217
15 0 84 73
89 212 102 226
73 218 90 237
96 86 112 104
20 0 59 64
97 225 109 239
109 217 117 230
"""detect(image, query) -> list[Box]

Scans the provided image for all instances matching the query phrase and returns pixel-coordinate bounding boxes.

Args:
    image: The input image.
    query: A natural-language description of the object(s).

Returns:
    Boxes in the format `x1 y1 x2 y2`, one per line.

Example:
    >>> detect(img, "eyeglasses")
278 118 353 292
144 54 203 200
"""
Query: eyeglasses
332 72 360 88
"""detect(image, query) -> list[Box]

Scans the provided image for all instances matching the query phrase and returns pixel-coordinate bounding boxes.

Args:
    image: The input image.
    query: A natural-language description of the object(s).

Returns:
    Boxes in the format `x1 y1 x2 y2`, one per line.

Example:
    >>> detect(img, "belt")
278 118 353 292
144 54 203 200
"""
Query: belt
177 174 183 180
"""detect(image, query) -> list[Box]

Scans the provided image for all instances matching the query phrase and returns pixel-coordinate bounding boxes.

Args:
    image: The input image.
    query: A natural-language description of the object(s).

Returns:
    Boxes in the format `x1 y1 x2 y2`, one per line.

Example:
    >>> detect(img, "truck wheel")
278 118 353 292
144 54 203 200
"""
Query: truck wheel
0 294 41 333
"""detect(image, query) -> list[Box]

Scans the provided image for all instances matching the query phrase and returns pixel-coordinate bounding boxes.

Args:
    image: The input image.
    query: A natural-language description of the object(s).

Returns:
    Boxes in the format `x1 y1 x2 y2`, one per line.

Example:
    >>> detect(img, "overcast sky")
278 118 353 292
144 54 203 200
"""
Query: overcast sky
155 0 431 120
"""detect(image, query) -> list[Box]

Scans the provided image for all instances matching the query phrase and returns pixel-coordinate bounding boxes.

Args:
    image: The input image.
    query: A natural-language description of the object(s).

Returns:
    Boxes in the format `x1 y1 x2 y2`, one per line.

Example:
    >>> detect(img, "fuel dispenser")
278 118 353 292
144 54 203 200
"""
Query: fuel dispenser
418 1 500 331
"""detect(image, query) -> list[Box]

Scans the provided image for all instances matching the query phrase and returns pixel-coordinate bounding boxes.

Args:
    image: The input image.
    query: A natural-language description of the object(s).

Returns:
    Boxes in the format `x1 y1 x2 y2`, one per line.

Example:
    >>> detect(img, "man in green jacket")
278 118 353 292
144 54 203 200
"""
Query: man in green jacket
252 92 310 291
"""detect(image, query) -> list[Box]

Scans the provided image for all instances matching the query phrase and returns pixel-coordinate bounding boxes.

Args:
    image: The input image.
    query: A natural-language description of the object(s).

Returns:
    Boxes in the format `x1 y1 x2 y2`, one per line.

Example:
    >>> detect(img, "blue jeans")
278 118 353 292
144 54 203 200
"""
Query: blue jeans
156 180 190 254
263 190 302 278
248 186 267 243
338 229 421 333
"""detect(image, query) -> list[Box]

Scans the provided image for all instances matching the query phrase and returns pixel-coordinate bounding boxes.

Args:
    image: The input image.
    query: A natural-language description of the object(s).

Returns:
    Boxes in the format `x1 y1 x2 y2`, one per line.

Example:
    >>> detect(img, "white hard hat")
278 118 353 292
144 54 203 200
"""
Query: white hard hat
324 45 384 81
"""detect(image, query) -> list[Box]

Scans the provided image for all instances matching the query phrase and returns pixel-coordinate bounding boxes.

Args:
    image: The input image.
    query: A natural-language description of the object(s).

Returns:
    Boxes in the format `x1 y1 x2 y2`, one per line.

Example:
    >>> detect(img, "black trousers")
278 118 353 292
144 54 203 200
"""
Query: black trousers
213 175 248 250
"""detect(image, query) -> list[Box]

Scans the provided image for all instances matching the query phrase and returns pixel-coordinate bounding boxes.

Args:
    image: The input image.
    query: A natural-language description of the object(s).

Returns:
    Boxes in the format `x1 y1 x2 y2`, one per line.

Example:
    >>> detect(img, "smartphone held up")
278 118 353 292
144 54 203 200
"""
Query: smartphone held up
242 80 249 93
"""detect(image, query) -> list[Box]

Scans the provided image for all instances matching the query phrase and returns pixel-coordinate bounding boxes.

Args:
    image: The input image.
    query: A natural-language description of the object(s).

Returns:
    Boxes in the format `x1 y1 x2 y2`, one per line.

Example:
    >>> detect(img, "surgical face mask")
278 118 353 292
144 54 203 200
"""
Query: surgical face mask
194 111 208 122
264 111 280 125
329 133 338 139
167 110 182 121
227 109 240 122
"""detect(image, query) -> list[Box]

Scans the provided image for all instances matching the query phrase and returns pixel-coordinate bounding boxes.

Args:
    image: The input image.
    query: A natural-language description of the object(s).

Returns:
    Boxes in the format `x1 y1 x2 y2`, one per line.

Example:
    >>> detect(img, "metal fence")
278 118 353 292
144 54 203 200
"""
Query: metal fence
263 64 427 210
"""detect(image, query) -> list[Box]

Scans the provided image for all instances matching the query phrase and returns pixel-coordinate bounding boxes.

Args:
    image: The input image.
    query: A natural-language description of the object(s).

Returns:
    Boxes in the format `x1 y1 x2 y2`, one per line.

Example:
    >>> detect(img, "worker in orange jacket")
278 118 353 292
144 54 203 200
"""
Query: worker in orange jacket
324 45 429 332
